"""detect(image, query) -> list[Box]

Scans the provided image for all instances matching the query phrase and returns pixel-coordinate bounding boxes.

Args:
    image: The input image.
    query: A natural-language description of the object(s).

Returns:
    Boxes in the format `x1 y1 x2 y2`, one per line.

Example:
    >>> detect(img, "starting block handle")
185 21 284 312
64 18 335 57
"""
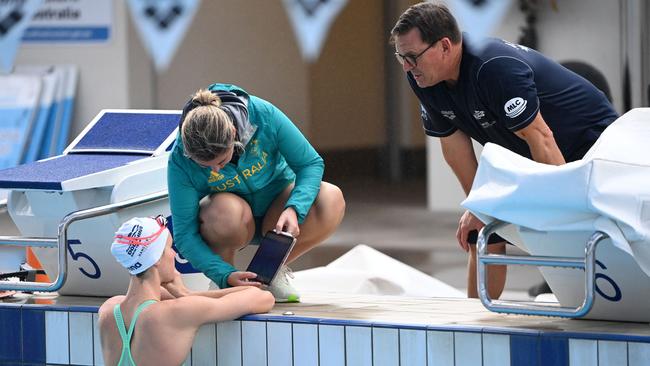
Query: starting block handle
0 190 168 293
477 220 608 318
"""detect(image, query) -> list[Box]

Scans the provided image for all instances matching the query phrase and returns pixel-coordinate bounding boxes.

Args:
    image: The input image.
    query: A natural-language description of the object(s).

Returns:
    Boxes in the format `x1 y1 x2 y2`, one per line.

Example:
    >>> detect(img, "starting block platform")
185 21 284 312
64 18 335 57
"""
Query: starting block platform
466 109 650 323
1 293 649 365
0 110 179 191
0 109 210 296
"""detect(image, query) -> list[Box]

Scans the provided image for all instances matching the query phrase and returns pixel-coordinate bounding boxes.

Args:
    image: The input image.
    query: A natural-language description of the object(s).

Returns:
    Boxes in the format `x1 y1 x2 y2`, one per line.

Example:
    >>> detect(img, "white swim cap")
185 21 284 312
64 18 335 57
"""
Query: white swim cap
111 216 170 275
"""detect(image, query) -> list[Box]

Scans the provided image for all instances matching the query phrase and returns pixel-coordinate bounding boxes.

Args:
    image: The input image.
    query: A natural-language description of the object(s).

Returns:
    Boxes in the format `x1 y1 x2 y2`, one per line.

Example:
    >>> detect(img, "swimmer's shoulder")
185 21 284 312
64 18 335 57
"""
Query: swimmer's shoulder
98 295 126 319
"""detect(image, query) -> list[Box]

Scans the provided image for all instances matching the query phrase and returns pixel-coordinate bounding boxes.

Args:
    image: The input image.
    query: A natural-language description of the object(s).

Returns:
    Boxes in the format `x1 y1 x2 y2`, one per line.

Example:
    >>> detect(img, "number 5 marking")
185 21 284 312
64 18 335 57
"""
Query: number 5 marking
67 240 101 279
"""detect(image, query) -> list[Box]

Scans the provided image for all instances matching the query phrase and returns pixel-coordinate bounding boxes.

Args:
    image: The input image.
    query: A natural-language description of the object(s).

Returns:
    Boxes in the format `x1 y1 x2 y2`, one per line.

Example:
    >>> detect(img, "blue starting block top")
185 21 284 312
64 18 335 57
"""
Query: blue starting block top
0 154 144 190
0 110 181 191
69 112 180 153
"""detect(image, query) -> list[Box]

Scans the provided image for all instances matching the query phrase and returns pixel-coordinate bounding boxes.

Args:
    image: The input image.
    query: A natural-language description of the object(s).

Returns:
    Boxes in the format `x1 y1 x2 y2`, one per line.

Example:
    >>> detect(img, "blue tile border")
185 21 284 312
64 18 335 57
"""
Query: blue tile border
547 330 650 343
510 334 540 366
255 314 324 324
20 304 100 313
372 321 428 331
21 309 45 364
2 300 650 346
480 325 542 336
0 302 23 309
318 318 374 327
540 334 569 366
0 307 22 363
428 324 484 333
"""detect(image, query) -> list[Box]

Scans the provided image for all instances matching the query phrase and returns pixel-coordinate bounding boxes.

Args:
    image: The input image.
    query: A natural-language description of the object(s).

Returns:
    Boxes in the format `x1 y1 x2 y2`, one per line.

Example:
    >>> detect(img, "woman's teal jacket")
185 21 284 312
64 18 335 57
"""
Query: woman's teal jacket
168 83 324 288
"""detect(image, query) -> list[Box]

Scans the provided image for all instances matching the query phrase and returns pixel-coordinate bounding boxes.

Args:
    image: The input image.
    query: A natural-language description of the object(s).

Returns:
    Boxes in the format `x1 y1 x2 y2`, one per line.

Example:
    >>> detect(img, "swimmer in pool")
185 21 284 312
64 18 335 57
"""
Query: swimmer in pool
98 216 274 366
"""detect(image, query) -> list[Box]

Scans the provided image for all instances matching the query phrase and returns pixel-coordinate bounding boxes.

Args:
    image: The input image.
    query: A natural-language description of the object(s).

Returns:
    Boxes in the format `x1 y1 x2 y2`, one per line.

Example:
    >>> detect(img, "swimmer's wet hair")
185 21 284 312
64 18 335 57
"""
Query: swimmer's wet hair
181 89 243 162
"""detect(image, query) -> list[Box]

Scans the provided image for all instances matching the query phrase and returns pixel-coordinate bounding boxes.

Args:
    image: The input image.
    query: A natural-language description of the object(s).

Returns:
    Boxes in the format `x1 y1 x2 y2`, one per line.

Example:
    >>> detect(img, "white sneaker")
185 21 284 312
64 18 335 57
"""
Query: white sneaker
268 266 300 303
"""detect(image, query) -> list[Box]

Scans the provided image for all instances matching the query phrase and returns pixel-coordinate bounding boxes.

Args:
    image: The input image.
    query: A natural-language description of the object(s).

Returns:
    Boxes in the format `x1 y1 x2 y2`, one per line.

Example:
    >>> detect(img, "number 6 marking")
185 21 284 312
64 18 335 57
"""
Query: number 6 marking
594 260 622 302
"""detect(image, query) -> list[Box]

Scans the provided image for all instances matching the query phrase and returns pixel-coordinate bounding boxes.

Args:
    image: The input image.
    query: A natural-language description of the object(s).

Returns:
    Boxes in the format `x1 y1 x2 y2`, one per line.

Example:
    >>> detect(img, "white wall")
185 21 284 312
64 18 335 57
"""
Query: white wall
535 0 622 112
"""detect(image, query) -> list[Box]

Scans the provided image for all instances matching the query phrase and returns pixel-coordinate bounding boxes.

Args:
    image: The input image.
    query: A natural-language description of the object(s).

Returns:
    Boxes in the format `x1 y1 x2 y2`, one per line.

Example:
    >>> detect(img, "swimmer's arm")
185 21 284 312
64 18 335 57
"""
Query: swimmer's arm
189 286 255 299
169 287 275 327
161 270 259 299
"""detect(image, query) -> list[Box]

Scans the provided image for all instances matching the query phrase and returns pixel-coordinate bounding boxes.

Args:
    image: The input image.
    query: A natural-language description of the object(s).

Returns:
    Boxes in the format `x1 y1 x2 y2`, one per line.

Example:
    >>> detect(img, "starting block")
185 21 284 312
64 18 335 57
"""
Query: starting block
467 108 650 322
0 110 210 296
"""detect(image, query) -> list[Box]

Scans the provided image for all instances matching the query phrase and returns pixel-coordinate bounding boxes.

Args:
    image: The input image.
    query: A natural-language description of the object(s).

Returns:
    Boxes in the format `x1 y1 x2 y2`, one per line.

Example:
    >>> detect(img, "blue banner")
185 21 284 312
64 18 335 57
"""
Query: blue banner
23 26 109 42
22 0 112 43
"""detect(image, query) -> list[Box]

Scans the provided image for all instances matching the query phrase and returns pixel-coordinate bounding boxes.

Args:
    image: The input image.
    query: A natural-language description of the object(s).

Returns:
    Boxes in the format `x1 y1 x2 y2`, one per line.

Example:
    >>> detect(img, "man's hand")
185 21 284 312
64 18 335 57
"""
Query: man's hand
456 210 484 252
275 207 300 237
227 271 263 287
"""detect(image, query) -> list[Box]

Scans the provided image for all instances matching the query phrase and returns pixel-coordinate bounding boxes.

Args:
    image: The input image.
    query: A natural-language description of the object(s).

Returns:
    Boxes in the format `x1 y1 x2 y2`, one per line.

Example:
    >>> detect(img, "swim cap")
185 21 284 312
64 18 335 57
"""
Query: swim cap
111 217 169 275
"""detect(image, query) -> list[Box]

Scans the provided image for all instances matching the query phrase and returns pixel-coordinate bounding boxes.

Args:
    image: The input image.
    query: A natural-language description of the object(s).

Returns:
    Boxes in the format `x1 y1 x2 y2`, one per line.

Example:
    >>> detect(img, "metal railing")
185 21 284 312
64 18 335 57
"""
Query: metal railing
0 190 168 292
477 220 608 318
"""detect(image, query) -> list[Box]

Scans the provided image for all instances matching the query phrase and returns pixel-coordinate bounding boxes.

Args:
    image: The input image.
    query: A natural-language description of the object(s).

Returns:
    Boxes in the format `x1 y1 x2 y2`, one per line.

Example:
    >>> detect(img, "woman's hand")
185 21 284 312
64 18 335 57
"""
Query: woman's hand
227 271 262 287
275 207 300 237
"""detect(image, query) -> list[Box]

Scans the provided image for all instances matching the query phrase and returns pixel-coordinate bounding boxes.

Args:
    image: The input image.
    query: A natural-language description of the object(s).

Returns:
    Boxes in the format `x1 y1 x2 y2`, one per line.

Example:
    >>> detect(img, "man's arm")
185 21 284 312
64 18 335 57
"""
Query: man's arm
439 131 489 251
514 111 566 165
439 130 478 195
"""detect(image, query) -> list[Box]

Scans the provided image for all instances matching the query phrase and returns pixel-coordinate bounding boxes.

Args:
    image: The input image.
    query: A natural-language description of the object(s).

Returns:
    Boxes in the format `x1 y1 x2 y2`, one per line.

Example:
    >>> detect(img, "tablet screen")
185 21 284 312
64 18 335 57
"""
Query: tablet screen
246 231 295 285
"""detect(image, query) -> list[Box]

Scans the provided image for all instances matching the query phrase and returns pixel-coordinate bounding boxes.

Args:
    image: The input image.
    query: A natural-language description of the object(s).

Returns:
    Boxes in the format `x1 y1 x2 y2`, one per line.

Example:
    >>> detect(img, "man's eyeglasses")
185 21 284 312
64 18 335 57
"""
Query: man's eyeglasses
395 41 437 68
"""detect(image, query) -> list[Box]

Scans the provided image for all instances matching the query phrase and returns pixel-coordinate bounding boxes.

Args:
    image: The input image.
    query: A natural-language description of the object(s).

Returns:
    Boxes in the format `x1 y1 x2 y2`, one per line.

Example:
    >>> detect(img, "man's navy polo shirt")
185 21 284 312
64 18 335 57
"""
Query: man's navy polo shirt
409 36 618 161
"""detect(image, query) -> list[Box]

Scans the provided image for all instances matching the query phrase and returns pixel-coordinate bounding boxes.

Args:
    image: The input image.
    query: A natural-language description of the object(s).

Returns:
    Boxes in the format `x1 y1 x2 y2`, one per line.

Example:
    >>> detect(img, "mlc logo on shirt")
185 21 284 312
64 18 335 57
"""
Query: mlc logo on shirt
504 97 527 118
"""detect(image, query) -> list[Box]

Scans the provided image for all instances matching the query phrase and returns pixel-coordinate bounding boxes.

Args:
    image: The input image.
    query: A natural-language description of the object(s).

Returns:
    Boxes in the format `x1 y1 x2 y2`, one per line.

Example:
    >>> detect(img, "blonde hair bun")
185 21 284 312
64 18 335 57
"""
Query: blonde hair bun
192 89 222 108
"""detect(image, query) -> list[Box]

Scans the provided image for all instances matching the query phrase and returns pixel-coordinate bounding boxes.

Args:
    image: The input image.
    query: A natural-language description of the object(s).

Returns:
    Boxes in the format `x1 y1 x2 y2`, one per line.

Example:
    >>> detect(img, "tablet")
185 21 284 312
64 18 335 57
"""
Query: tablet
246 231 296 285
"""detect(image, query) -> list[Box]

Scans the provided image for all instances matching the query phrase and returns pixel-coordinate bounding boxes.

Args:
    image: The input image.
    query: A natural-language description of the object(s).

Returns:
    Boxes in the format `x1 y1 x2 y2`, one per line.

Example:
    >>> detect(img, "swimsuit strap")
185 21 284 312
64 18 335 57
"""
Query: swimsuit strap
113 300 158 366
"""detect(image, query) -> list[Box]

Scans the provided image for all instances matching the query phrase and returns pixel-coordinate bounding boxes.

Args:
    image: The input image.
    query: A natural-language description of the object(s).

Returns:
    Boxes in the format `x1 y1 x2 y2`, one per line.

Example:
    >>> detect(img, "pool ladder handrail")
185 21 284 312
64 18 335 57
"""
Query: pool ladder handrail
477 220 608 318
0 190 168 292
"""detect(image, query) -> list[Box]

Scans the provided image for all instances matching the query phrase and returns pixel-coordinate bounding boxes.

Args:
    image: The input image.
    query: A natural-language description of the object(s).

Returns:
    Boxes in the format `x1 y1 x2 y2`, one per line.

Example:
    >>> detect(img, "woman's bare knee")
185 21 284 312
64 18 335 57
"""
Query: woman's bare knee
315 182 346 227
199 193 254 249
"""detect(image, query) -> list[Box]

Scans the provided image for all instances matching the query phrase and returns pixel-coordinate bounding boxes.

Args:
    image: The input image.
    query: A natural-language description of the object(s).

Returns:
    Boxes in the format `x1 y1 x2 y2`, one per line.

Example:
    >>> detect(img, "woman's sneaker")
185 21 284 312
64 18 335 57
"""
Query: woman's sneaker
269 266 300 303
